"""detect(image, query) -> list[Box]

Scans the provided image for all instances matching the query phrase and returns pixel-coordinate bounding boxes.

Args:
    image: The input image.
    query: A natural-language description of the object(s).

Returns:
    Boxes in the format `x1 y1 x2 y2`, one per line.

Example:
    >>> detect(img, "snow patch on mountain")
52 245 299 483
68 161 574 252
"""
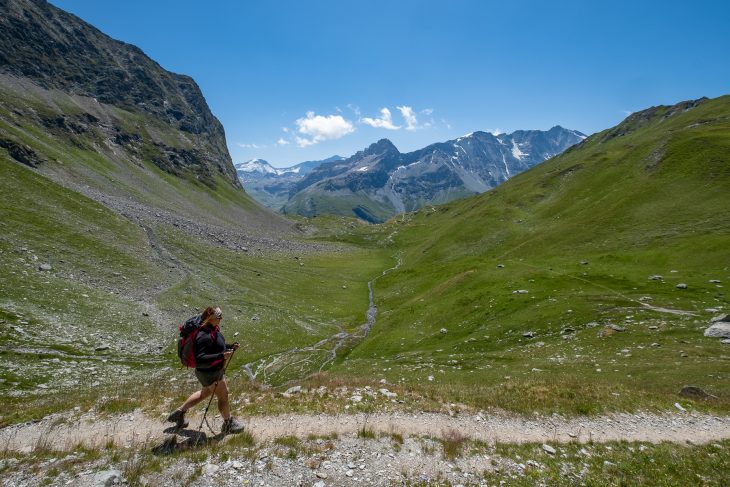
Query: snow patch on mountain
511 141 528 160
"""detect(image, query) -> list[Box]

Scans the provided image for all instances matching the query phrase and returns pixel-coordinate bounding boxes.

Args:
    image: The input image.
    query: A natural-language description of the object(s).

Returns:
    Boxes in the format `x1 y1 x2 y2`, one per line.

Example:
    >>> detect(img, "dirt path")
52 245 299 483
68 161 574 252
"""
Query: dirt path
2 410 728 453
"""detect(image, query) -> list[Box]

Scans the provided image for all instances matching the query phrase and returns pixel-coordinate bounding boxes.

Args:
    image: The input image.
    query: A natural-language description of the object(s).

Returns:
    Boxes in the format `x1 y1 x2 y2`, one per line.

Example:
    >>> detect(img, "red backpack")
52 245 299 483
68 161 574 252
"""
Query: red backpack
177 315 203 367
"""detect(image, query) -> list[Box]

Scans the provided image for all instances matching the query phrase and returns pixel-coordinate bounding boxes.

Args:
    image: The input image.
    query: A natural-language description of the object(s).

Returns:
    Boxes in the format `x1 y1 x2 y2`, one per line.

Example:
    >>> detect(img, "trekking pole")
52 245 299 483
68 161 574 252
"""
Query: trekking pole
197 345 238 437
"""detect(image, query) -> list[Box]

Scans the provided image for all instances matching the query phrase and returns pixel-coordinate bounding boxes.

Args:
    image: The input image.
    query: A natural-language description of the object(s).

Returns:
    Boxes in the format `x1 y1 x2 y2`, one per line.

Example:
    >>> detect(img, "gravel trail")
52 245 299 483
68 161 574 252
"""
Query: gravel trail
2 410 728 453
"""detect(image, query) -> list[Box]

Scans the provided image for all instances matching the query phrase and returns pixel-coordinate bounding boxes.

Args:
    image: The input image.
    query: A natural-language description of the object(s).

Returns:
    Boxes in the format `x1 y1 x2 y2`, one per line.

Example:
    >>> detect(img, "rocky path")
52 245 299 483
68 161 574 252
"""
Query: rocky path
2 409 728 453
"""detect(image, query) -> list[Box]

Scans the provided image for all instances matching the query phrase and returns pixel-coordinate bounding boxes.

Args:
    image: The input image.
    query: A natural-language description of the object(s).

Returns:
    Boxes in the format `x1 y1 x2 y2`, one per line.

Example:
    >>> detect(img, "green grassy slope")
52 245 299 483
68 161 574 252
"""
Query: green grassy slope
329 96 730 414
0 76 393 424
0 76 284 233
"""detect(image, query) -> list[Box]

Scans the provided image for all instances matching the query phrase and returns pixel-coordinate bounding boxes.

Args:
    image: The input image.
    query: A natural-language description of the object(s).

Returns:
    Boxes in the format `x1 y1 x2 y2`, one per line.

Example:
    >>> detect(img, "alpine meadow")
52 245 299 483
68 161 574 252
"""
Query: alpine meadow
0 0 729 486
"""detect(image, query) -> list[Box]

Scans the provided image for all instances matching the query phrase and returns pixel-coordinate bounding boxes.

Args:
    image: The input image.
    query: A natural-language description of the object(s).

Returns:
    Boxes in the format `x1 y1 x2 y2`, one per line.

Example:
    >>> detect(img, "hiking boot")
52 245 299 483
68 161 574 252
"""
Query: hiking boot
166 409 188 429
221 417 244 434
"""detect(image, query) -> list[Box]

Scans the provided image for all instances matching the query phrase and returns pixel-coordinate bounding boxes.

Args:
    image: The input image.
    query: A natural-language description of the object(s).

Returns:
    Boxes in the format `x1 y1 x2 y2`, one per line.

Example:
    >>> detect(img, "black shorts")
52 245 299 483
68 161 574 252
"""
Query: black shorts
195 368 224 387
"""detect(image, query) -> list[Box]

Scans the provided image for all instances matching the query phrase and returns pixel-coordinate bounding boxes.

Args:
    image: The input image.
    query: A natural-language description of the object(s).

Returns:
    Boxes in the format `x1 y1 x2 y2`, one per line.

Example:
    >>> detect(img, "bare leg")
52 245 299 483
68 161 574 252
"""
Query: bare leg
179 383 215 412
215 377 231 420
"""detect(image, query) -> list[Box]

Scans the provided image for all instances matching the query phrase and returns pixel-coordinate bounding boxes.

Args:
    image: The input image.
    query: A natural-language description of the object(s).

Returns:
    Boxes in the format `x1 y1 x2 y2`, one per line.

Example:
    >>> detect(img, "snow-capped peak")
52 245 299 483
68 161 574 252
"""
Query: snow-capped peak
236 159 282 175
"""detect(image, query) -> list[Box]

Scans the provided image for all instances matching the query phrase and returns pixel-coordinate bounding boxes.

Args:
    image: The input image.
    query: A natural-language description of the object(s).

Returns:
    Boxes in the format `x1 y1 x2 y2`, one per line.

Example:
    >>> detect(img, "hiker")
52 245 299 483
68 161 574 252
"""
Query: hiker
167 306 245 434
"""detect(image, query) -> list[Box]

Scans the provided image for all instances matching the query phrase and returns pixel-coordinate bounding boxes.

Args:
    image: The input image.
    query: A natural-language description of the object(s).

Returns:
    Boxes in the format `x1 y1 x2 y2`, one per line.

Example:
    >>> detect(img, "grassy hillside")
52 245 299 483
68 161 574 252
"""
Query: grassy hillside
0 75 393 424
326 96 730 414
2 90 729 425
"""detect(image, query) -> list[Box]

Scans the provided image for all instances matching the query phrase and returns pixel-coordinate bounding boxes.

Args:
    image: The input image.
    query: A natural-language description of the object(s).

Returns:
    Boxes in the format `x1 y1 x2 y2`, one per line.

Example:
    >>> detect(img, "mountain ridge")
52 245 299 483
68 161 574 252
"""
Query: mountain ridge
0 0 240 188
235 155 345 209
283 126 586 222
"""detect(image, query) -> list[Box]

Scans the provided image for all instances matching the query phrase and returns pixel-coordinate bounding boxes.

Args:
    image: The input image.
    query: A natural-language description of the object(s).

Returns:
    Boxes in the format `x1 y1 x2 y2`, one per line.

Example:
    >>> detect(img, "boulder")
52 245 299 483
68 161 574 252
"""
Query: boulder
704 322 730 338
710 314 730 323
38 263 52 271
676 283 688 289
285 385 302 395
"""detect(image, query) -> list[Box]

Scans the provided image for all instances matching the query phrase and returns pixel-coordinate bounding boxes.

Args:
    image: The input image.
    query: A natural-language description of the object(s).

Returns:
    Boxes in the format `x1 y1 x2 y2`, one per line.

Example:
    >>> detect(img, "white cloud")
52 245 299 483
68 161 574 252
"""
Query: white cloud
421 108 434 115
347 104 361 116
295 111 355 147
397 106 419 131
295 136 316 148
282 127 290 133
488 128 503 136
276 138 289 146
361 107 401 130
237 142 262 149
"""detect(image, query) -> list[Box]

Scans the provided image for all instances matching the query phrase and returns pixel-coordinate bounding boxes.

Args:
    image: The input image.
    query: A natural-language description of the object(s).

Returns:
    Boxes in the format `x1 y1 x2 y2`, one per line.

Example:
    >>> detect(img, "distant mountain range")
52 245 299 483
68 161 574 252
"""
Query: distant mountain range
235 156 344 209
277 126 586 222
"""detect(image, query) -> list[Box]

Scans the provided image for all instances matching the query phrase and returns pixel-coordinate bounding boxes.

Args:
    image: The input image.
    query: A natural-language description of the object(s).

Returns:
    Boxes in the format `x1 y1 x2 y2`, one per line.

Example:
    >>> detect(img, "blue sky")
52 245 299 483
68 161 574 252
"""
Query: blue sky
53 0 730 167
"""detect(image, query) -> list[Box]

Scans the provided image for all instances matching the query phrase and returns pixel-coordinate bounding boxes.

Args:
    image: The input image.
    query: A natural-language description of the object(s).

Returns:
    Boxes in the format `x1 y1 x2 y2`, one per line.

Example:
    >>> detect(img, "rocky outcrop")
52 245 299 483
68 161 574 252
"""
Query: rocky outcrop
0 0 239 188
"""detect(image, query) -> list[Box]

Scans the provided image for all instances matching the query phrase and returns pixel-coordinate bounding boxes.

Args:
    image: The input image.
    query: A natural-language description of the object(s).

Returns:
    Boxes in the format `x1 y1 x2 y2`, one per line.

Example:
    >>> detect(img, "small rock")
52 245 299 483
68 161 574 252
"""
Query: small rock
440 328 448 334
285 386 302 395
90 469 123 486
709 280 721 284
95 345 110 352
350 395 362 402
542 444 556 455
679 386 715 399
513 289 529 294
676 283 688 289
522 331 535 338
232 461 243 469
585 322 600 328
721 339 730 345
649 275 663 281
428 375 434 381
38 263 52 271
674 402 687 412
580 260 589 265
346 469 354 477
608 324 626 332
710 314 730 323
496 264 505 268
561 327 575 334
316 471 328 479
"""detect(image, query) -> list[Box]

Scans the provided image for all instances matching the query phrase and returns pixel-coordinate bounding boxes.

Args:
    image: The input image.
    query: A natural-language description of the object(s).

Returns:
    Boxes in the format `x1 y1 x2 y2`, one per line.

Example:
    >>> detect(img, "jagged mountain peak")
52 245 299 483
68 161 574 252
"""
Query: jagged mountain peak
284 126 586 222
365 138 400 155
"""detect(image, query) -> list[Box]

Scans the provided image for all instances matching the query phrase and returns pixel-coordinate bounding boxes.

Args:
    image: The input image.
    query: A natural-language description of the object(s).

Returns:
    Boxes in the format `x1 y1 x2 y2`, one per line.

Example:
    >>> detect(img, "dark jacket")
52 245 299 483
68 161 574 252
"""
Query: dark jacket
194 325 232 372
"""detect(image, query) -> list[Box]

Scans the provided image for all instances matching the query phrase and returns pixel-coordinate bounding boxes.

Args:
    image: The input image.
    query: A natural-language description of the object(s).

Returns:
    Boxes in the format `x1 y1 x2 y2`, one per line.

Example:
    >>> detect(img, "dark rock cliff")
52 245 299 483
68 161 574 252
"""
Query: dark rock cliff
0 0 240 188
